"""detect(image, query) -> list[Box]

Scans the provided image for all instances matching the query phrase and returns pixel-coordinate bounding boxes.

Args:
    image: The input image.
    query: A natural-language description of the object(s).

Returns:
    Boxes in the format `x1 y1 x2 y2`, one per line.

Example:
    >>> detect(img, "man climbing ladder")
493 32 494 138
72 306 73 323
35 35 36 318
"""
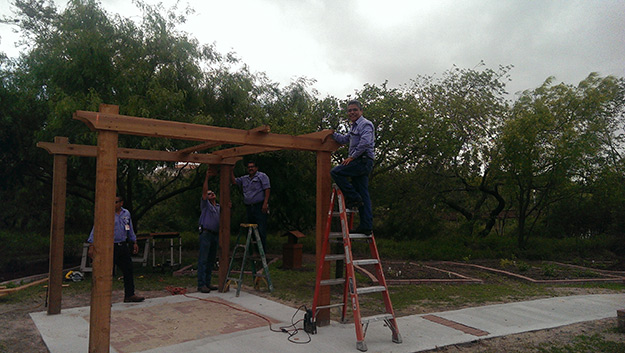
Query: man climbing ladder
312 185 402 352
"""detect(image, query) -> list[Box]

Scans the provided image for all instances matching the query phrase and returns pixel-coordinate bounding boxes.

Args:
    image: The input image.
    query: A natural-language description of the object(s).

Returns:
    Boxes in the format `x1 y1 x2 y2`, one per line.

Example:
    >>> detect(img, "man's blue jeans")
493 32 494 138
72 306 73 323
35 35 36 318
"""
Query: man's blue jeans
198 229 218 288
330 157 374 230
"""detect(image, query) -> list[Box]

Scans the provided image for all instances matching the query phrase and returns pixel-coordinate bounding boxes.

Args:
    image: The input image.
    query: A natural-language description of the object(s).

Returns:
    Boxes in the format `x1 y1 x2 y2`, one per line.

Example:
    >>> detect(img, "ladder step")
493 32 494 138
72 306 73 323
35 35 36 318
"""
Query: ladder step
316 303 344 310
357 286 386 294
353 259 379 266
329 232 344 238
320 278 345 286
361 313 394 324
329 232 371 240
332 209 357 216
325 254 345 261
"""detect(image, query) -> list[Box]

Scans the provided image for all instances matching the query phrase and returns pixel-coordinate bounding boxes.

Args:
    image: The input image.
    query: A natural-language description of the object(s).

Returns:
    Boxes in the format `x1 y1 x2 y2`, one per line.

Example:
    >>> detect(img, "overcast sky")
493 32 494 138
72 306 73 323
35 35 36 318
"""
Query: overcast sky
1 0 624 99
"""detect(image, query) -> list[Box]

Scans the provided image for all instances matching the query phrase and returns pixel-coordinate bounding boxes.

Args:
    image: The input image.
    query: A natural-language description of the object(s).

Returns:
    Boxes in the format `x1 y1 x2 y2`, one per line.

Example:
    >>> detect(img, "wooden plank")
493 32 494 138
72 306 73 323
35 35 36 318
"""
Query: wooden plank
89 106 119 353
0 278 49 296
47 137 68 315
212 130 338 158
212 145 281 158
218 165 232 292
37 142 238 165
315 151 332 326
74 110 337 152
176 126 270 155
177 141 222 154
248 125 271 133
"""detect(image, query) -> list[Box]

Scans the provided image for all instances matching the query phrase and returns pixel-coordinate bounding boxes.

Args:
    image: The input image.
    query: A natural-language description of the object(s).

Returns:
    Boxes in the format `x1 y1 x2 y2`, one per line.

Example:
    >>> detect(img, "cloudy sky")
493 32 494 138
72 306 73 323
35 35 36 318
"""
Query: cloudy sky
1 0 624 99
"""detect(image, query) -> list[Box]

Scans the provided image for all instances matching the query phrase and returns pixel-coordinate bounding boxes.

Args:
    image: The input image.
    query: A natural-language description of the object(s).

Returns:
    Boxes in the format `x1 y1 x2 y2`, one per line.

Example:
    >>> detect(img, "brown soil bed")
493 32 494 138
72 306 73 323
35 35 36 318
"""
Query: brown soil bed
357 261 482 284
429 260 625 284
353 260 625 285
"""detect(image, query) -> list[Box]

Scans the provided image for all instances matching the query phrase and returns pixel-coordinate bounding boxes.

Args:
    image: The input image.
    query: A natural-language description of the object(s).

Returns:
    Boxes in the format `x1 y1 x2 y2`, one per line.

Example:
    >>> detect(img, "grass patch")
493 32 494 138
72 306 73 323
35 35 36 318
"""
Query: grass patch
536 333 625 353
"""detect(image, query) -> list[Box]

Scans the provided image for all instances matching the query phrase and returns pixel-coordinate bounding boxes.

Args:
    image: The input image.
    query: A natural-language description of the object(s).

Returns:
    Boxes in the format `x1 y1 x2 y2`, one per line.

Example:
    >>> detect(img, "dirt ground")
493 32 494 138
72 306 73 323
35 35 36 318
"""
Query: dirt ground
3 287 623 353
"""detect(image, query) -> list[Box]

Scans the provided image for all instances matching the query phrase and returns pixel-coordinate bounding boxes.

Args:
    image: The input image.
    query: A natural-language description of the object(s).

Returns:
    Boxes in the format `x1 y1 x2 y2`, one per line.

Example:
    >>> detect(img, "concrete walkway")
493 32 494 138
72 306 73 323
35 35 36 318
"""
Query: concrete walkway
30 292 625 353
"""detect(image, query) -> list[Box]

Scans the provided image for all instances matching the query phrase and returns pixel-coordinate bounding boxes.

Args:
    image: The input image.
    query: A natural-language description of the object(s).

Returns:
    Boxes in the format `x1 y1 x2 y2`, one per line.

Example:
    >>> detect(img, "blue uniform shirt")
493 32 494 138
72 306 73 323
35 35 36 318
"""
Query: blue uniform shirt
199 199 220 232
235 171 271 205
333 116 375 159
87 208 136 243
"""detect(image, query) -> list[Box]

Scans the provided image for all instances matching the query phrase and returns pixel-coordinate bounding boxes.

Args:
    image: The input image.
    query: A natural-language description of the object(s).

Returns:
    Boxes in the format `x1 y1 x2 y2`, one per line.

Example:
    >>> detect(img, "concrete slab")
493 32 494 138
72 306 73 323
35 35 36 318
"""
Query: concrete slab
30 292 625 353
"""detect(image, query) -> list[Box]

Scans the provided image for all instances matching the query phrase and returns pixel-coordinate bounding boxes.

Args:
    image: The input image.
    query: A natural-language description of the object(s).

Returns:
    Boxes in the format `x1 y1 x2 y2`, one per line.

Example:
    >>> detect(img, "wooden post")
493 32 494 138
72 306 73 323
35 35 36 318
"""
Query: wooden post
315 151 332 326
47 136 68 315
89 105 119 353
218 164 232 292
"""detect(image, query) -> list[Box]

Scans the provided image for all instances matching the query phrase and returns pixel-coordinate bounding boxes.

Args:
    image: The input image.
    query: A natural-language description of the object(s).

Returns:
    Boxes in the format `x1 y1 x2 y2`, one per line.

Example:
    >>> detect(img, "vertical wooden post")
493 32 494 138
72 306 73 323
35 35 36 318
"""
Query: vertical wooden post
47 136 68 315
89 105 119 353
315 151 332 326
218 164 232 292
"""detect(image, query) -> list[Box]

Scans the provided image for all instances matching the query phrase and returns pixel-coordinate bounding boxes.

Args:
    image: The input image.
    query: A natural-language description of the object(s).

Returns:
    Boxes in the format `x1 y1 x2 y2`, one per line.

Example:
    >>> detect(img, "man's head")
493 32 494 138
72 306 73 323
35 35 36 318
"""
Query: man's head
347 100 363 123
247 161 258 177
115 196 124 212
206 190 217 201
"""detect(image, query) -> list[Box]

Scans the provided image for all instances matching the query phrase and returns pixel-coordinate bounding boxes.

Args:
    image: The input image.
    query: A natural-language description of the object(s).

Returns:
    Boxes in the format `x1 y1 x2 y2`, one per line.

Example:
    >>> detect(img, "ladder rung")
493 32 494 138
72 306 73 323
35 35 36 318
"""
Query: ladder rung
329 232 371 240
357 286 386 294
349 233 372 240
320 278 346 286
361 313 394 324
332 209 357 216
353 259 379 266
316 303 344 310
325 254 345 261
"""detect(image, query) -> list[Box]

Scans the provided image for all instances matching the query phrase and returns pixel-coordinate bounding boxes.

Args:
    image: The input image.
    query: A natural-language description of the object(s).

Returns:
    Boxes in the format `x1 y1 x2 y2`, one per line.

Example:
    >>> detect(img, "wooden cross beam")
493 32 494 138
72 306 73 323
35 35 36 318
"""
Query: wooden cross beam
74 111 337 152
212 130 336 158
37 141 241 165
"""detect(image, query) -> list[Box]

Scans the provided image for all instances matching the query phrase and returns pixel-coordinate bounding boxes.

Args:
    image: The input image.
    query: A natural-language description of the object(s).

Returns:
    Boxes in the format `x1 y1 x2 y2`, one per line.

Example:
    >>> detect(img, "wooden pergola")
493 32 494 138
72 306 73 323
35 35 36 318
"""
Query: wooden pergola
38 104 340 352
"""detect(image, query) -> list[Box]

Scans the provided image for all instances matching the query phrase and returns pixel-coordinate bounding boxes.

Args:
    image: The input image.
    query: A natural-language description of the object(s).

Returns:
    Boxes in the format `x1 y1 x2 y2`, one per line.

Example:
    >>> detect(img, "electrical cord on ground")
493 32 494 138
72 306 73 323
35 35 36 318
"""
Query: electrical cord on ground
278 304 312 344
166 286 311 345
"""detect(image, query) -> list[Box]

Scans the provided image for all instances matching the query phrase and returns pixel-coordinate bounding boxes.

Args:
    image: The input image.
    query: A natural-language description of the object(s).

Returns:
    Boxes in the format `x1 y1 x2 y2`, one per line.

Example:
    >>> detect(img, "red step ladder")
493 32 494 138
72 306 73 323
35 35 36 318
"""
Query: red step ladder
312 185 402 351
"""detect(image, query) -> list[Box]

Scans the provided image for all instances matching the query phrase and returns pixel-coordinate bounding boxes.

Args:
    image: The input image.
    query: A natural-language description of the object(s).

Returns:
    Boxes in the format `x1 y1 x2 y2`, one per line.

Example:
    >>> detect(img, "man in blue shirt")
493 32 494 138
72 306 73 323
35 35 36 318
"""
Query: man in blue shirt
87 196 144 302
198 167 220 293
231 161 271 251
331 100 375 235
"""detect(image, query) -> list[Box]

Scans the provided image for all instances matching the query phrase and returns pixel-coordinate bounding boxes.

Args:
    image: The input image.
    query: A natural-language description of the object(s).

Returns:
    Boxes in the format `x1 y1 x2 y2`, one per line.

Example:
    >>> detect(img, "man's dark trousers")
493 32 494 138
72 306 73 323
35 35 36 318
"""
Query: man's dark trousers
330 156 374 230
113 242 136 298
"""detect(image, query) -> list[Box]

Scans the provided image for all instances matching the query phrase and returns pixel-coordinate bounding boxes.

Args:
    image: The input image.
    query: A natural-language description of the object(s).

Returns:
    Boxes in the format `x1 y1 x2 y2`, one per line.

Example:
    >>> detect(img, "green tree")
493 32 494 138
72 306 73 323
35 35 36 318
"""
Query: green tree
0 0 268 232
499 74 625 247
407 64 511 238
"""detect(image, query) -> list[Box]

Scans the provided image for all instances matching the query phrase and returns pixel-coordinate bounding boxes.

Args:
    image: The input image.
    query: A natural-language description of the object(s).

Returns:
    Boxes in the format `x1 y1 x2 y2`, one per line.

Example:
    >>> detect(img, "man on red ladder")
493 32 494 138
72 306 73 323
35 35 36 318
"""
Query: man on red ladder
330 100 375 235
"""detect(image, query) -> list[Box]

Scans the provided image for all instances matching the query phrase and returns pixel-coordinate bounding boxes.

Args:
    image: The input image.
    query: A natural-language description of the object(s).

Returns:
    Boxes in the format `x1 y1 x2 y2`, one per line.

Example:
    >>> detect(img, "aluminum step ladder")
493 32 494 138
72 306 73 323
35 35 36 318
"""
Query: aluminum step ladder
224 223 273 297
311 185 402 351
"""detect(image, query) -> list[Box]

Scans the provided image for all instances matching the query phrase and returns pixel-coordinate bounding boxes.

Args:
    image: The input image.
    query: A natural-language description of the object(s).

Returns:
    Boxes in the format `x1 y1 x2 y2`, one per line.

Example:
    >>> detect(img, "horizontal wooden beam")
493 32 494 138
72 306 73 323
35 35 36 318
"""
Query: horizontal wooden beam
177 141 223 154
213 146 281 158
37 141 240 165
175 125 271 155
74 111 338 152
213 130 339 158
248 125 271 134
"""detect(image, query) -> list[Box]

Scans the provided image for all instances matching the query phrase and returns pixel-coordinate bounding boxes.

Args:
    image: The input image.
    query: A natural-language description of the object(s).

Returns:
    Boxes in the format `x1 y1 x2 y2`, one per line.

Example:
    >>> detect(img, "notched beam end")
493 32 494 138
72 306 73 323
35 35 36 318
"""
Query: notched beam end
249 125 271 134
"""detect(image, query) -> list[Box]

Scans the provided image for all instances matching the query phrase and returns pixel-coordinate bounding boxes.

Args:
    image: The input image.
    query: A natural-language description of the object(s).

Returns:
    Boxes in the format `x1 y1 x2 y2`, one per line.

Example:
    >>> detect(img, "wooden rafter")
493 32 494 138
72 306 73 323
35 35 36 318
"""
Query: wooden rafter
74 111 337 152
213 130 336 158
37 142 241 165
175 125 271 155
176 141 223 154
